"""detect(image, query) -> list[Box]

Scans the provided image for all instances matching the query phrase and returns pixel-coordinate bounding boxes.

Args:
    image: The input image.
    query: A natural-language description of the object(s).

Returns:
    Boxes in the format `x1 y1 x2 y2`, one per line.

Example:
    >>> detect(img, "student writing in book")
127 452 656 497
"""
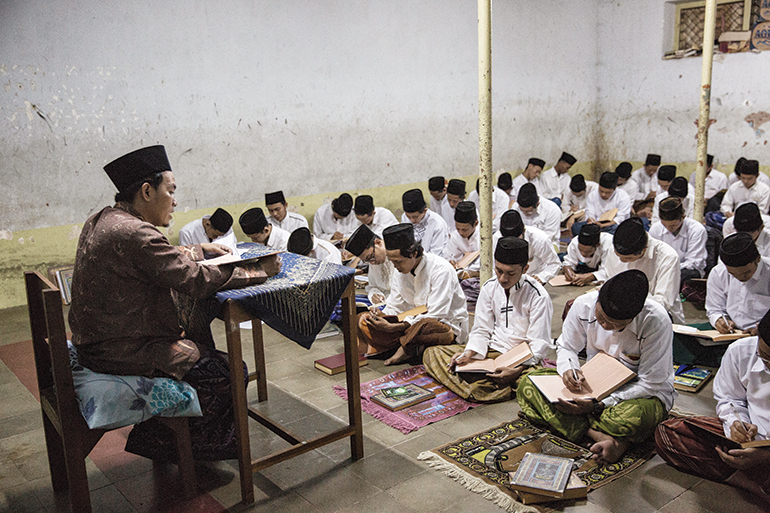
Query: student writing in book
511 183 562 246
423 237 552 403
517 270 676 465
400 188 450 256
443 201 481 275
357 223 469 366
345 224 393 305
648 197 707 286
493 210 560 285
239 207 290 252
313 193 357 242
655 308 770 501
572 171 631 236
562 224 613 286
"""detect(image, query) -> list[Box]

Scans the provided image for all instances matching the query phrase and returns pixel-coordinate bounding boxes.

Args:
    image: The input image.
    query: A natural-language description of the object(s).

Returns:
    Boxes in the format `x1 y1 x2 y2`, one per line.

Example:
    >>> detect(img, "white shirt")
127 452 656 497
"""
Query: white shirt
722 218 770 258
721 180 770 215
630 167 659 200
512 197 562 246
313 203 357 241
713 337 770 439
309 238 343 264
468 187 509 232
649 218 707 276
690 169 729 200
706 258 770 330
466 275 553 364
268 211 309 234
383 252 470 343
563 232 614 282
537 167 570 201
585 188 632 226
400 209 449 257
650 185 695 223
444 227 481 272
605 236 684 323
264 225 290 252
618 179 640 202
556 291 676 410
429 195 456 233
561 181 598 214
178 217 239 254
351 208 398 237
492 227 561 283
366 259 394 304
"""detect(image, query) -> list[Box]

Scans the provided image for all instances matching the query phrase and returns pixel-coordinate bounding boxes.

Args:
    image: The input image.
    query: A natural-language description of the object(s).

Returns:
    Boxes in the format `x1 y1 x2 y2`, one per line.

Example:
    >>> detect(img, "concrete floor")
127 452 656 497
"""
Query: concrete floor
0 282 767 512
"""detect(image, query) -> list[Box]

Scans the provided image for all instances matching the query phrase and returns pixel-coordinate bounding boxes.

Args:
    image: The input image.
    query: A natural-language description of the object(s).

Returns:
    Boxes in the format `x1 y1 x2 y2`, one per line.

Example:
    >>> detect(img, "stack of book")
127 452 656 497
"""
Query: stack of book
508 452 587 504
370 384 435 411
673 364 713 393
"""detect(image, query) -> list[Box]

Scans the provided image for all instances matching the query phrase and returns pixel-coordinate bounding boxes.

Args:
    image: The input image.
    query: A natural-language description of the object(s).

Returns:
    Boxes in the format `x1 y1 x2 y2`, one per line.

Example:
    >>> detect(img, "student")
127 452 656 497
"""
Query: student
357 223 469 365
537 152 577 205
652 176 694 223
649 197 707 285
351 195 397 237
616 162 638 201
722 202 770 257
630 153 662 204
510 157 546 200
423 237 553 403
655 164 676 195
494 210 560 284
467 178 509 231
443 201 480 274
689 154 728 202
518 270 675 465
178 207 238 253
441 178 470 234
727 156 770 188
497 172 513 199
345 224 393 305
605 217 684 323
721 160 770 217
428 176 454 230
561 174 597 215
655 308 770 501
239 207 290 251
573 172 631 236
400 188 449 256
287 227 342 264
512 183 562 246
264 190 309 233
313 193 356 241
562 224 613 286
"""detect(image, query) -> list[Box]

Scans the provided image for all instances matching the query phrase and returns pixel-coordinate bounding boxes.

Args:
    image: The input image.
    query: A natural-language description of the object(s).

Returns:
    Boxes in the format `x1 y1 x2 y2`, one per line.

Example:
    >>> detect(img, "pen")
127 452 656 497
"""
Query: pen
720 314 734 334
569 359 581 391
729 402 750 434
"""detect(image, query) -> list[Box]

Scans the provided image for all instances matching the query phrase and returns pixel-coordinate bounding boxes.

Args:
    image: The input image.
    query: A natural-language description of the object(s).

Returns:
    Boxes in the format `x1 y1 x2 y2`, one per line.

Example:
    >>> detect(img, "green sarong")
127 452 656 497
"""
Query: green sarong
517 369 667 444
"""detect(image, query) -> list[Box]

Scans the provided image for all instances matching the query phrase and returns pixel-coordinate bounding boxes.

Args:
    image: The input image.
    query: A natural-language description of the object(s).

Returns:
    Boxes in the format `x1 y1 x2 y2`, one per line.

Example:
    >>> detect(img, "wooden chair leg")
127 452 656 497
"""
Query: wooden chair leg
160 417 197 499
42 414 69 493
61 440 92 513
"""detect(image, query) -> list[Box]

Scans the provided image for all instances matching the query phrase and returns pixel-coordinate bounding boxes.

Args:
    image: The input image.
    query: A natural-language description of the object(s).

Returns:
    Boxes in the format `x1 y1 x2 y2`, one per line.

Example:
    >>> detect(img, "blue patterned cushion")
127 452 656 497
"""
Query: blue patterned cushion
67 341 202 430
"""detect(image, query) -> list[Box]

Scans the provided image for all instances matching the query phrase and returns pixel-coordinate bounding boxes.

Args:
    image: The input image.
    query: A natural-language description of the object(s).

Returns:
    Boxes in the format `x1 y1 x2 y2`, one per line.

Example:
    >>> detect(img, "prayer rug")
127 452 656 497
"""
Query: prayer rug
332 365 479 434
418 415 656 513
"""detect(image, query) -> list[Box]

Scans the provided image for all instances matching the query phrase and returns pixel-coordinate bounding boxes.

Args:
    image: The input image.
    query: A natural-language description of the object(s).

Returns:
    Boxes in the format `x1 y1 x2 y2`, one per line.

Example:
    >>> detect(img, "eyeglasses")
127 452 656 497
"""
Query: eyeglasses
361 250 377 264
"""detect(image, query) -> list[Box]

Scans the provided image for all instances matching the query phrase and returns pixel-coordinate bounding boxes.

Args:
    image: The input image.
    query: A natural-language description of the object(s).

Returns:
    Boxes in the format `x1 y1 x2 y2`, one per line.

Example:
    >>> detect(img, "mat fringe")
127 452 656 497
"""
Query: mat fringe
417 451 538 513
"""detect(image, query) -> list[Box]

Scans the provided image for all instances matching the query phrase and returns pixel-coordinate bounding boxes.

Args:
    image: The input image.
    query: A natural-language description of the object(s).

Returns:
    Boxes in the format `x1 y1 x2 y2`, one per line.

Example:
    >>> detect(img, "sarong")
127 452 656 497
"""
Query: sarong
357 313 455 356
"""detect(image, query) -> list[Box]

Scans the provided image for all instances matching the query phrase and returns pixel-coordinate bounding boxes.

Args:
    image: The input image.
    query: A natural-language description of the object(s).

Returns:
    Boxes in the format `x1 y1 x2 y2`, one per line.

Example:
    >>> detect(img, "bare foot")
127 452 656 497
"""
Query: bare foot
384 346 410 366
586 428 630 466
358 341 370 355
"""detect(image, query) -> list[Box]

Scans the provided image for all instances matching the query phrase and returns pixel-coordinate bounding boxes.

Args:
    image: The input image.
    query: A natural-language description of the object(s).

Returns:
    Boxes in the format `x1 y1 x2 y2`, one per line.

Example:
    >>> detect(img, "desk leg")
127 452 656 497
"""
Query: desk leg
223 301 254 504
250 320 268 402
341 282 364 460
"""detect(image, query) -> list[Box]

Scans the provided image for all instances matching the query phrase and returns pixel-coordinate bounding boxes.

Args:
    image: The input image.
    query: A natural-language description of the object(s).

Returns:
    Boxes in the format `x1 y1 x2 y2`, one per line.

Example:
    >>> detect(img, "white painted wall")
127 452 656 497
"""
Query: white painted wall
1 0 599 232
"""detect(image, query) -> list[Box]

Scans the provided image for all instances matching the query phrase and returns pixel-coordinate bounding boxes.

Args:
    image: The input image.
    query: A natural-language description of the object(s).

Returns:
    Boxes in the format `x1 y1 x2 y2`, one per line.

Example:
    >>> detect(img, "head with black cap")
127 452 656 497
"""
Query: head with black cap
555 152 577 175
265 190 289 222
659 197 685 235
613 218 648 263
720 232 761 282
734 157 747 178
428 176 446 202
500 210 525 239
287 227 314 256
615 162 633 185
644 154 661 176
446 179 466 207
734 202 765 240
383 223 423 274
402 189 428 223
598 172 618 201
353 195 376 226
523 158 546 181
106 145 175 227
517 183 540 216
494 236 530 289
657 165 676 191
569 174 587 197
239 207 272 244
331 193 354 221
668 177 688 199
756 308 770 370
595 270 649 331
739 160 761 189
577 224 601 259
454 201 478 239
202 208 233 240
497 172 513 193
345 224 386 265
706 154 714 173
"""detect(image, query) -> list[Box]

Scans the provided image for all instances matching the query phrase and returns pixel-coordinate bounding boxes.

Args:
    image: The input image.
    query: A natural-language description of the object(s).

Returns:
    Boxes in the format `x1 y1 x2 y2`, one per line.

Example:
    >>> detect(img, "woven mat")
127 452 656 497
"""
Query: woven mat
418 415 656 513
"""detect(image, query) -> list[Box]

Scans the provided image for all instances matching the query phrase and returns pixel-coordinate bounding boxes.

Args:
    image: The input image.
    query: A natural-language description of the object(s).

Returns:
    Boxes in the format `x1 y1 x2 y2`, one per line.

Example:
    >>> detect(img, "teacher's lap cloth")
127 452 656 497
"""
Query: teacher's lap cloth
332 365 479 434
418 414 656 513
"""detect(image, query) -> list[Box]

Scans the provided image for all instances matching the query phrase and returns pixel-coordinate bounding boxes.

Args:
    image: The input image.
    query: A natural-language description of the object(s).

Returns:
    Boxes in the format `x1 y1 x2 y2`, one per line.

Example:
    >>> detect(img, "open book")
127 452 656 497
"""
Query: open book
561 209 585 224
454 250 480 270
200 251 280 266
528 352 636 403
684 419 770 450
597 208 618 223
383 305 428 323
672 324 750 346
455 343 532 374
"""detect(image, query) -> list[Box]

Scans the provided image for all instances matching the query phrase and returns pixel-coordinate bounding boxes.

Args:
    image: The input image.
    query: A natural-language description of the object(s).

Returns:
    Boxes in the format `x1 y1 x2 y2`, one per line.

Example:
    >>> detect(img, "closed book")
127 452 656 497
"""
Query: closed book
314 353 368 375
370 384 435 411
514 472 587 504
508 453 573 498
673 365 713 393
529 352 636 403
455 343 532 374
454 250 480 270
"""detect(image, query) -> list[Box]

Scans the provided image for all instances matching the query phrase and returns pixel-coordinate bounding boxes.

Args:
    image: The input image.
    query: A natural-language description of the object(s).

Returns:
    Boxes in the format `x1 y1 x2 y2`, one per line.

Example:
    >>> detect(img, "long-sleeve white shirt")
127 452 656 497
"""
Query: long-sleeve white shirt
264 225 290 252
536 167 570 201
382 252 469 343
492 227 561 283
690 169 729 200
605 236 684 323
309 237 342 264
585 188 632 226
400 209 449 257
713 336 770 439
648 218 707 277
468 187 509 232
728 171 770 188
366 259 394 304
650 185 695 223
618 179 640 202
562 232 614 282
444 227 480 272
561 181 598 214
351 208 398 237
630 168 659 200
178 217 239 254
705 258 770 330
268 211 309 234
512 198 562 246
429 195 456 233
556 290 676 410
313 203 357 240
721 180 770 215
466 275 553 364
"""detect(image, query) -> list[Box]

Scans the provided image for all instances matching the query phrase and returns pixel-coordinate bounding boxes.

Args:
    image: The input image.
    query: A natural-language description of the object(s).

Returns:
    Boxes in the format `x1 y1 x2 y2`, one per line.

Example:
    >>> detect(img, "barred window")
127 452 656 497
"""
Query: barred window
672 0 758 52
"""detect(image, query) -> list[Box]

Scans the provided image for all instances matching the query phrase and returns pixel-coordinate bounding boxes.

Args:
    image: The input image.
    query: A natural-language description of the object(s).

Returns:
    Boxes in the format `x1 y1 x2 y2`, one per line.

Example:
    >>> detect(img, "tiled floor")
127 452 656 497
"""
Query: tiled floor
1 285 767 513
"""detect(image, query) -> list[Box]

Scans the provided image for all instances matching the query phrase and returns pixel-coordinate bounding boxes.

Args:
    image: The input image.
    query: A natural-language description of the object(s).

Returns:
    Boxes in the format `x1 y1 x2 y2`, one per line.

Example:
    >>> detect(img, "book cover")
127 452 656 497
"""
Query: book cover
455 343 532 374
529 352 636 403
314 353 368 375
370 384 435 411
673 365 713 393
508 452 573 498
514 472 587 504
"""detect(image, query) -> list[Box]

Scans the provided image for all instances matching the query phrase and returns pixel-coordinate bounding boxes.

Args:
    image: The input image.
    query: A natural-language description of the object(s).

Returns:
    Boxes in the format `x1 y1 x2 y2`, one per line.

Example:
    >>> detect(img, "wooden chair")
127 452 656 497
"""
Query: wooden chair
24 271 197 513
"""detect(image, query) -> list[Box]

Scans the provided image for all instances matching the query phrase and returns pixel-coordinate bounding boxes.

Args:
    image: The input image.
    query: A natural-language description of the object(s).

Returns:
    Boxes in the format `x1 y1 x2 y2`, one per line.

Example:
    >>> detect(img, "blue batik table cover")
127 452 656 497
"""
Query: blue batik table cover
215 243 356 349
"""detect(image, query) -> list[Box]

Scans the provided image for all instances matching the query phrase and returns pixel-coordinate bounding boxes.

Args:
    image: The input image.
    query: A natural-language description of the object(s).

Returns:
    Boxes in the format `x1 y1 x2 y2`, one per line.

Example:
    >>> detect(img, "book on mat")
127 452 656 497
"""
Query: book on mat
683 419 770 450
382 305 428 323
508 452 573 498
672 324 750 345
314 352 368 375
528 352 636 403
370 384 435 411
454 250 480 270
597 208 618 223
455 343 533 374
514 472 587 504
673 365 713 393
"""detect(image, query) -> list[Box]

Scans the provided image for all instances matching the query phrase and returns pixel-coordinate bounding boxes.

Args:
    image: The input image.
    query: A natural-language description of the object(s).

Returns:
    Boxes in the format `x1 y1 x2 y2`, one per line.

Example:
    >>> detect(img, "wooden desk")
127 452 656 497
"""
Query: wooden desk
220 270 363 504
